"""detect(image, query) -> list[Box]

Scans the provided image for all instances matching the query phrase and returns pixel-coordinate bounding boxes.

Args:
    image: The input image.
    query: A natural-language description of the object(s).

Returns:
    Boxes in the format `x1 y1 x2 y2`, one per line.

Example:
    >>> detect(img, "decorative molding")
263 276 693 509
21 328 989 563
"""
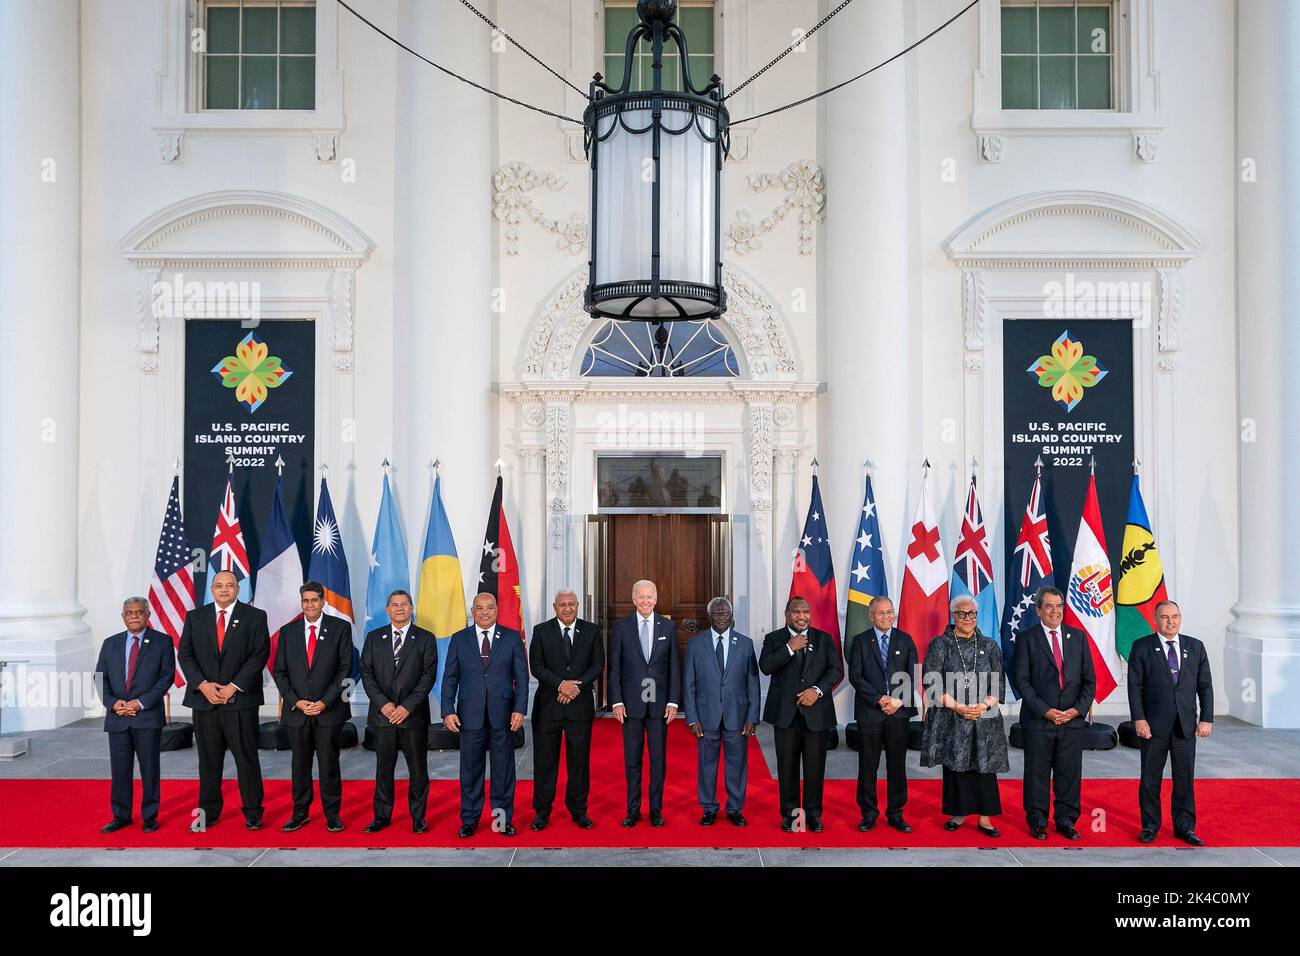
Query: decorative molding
725 161 825 256
522 404 546 427
518 447 547 472
544 404 571 504
492 161 588 256
774 448 801 473
1156 268 1181 354
962 270 987 352
137 268 163 372
501 381 819 407
312 132 339 163
158 131 183 163
1133 132 1159 163
977 133 1003 164
328 269 355 370
747 403 775 552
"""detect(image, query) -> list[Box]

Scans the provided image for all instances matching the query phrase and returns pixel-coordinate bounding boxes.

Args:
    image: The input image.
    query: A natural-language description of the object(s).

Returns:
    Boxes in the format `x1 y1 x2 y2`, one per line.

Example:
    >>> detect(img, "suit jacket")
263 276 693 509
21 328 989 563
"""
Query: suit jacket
759 626 842 732
359 623 438 729
95 628 176 732
1127 632 1214 738
846 627 918 723
440 624 529 730
607 612 681 720
272 616 354 726
682 629 761 732
529 616 604 723
1014 623 1096 731
177 601 270 710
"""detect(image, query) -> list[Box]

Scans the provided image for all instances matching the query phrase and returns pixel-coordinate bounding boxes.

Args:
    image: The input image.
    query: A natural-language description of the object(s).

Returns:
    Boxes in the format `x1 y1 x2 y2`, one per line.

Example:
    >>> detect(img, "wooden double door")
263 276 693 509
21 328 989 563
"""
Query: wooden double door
585 513 730 709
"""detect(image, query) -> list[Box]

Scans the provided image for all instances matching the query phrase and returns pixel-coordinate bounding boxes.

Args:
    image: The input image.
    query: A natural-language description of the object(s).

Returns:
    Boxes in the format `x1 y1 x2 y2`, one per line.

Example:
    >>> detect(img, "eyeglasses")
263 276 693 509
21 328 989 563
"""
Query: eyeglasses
952 610 979 619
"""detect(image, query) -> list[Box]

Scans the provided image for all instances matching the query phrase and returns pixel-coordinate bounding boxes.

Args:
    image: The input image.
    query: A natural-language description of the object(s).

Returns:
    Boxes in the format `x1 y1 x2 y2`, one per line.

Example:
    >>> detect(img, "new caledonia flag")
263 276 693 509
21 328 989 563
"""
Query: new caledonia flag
1115 472 1168 661
478 473 523 635
790 472 841 662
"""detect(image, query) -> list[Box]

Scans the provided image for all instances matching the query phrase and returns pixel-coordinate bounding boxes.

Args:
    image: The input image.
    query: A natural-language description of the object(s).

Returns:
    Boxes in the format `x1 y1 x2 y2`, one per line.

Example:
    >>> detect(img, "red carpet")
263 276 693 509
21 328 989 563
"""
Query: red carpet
4 721 1298 848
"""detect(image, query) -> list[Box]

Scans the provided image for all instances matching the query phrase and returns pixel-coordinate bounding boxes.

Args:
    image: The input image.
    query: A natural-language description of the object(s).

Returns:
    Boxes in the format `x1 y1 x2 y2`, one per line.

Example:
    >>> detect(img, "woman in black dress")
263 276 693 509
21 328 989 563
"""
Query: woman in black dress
920 594 1010 837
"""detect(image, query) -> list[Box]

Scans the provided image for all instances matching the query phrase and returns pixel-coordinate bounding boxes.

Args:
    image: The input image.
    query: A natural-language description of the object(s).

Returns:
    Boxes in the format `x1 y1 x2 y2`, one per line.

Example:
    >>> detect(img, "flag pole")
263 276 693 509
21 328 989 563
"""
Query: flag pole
1089 455 1096 476
274 455 285 478
1034 455 1043 478
495 458 504 476
382 457 391 478
1132 456 1140 475
862 457 872 477
921 457 931 480
811 457 819 476
970 456 978 487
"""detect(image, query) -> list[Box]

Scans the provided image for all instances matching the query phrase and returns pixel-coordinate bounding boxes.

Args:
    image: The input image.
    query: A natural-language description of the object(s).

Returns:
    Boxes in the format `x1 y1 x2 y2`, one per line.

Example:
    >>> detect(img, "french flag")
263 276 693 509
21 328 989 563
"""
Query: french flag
256 475 303 670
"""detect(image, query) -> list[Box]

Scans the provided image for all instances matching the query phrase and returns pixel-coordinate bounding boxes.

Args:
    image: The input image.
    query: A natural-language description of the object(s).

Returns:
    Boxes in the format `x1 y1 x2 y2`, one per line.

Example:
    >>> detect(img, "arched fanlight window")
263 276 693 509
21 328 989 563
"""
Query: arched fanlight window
581 318 739 377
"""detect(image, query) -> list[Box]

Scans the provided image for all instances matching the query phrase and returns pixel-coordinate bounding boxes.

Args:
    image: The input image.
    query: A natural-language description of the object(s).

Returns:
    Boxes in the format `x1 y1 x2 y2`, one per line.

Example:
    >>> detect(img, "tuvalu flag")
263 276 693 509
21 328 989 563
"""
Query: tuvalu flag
1115 473 1168 661
478 474 524 635
845 474 888 641
1063 474 1121 701
417 474 467 708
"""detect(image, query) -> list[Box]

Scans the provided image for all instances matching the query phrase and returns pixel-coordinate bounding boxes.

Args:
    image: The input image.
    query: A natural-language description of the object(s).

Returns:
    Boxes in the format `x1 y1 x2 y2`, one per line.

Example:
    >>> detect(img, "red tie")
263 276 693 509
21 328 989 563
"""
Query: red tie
1050 629 1065 689
307 624 317 667
125 635 140 692
217 608 227 652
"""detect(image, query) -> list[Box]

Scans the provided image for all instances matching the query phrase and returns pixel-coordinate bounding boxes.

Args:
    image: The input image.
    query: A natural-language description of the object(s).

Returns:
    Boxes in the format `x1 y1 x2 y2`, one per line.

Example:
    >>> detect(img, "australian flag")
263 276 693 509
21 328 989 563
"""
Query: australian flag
789 474 841 663
1000 472 1053 700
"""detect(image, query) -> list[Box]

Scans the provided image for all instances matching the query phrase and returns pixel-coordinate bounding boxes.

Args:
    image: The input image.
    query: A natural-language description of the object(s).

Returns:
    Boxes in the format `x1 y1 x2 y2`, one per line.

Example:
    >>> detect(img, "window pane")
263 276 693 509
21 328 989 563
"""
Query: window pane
243 5 277 55
241 56 277 108
680 6 714 55
1040 55 1076 108
1001 5 1036 54
603 53 625 89
1077 55 1110 108
207 6 239 53
660 56 681 92
1039 5 1075 54
281 6 316 55
688 54 714 88
605 7 638 57
1077 5 1110 54
280 56 315 109
205 55 239 108
1001 55 1037 108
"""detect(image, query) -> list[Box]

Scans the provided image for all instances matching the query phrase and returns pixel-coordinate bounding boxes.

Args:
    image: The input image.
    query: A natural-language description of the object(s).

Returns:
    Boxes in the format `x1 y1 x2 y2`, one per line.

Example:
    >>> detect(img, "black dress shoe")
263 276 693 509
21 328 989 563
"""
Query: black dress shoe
100 819 131 834
326 818 345 832
858 816 877 832
808 818 824 833
1138 829 1157 843
572 815 594 829
887 817 913 834
363 819 390 834
977 824 1001 838
649 811 665 828
530 815 549 832
700 810 717 826
458 824 477 838
141 818 159 833
1056 824 1082 841
1030 825 1048 840
943 818 963 831
727 812 747 827
500 824 517 837
244 817 263 831
781 819 795 833
281 816 310 833
411 820 427 834
1176 831 1204 847
622 813 640 828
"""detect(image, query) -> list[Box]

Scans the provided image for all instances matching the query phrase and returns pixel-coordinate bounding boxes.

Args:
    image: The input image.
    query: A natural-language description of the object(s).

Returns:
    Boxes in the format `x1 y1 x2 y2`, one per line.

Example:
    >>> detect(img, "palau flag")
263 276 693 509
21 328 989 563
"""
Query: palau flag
950 476 999 643
416 475 467 709
257 476 304 671
365 473 410 635
308 476 356 662
789 474 841 666
845 474 888 641
1115 473 1168 661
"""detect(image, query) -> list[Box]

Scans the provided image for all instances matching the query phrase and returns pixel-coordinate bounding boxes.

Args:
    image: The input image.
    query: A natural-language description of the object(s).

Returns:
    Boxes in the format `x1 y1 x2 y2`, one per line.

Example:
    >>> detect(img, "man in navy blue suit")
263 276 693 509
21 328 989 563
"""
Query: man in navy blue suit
94 597 176 833
608 579 681 828
683 596 759 827
442 592 528 838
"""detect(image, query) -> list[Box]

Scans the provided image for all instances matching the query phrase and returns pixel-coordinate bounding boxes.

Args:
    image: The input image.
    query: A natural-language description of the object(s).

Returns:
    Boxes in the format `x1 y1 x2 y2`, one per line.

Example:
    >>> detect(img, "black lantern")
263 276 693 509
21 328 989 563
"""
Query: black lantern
584 0 729 321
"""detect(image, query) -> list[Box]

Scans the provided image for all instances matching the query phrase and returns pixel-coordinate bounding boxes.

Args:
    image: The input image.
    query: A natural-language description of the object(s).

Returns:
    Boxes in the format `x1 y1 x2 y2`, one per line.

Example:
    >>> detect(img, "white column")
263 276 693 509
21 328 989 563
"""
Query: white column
821 0 917 631
1225 0 1300 727
393 0 495 604
0 1 91 730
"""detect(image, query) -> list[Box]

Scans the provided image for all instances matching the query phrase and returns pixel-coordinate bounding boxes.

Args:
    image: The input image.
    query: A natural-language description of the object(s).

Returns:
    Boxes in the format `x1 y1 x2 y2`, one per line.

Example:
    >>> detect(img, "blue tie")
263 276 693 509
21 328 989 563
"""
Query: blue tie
879 631 889 672
1166 640 1180 682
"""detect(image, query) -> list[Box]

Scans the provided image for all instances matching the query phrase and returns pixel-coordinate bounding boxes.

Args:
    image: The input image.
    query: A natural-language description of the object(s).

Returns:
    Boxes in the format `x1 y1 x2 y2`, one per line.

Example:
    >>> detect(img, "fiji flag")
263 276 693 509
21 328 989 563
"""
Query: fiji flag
1000 472 1053 700
416 475 467 709
308 476 356 663
950 476 998 642
845 474 888 641
365 473 410 634
789 473 841 661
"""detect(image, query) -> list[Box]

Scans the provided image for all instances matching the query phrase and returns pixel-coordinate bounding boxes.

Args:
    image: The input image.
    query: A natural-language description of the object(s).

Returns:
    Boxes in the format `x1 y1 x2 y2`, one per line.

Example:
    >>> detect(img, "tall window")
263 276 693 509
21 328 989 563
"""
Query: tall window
582 319 739 377
1001 1 1113 109
202 1 316 110
602 1 715 93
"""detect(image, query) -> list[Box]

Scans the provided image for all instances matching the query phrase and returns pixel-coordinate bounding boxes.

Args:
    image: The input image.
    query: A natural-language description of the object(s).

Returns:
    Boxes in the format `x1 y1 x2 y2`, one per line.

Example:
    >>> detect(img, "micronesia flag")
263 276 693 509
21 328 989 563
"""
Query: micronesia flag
308 476 357 674
1000 472 1053 701
950 475 998 643
204 477 253 605
257 475 304 671
365 472 410 634
789 473 841 664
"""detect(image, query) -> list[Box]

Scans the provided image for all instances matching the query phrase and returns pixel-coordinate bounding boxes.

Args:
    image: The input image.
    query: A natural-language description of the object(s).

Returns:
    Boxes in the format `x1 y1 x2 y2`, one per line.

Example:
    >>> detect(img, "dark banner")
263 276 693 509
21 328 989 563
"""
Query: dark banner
183 319 315 594
1003 319 1133 589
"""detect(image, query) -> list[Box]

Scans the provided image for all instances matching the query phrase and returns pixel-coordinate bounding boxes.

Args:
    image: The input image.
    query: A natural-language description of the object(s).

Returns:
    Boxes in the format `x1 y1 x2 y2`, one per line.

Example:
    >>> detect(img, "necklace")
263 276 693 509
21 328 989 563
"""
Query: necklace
954 635 977 693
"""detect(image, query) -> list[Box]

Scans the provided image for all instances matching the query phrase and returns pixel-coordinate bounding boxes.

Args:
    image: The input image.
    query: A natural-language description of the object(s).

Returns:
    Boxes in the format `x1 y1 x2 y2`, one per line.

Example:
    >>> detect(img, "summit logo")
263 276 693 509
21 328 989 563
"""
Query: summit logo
49 886 151 936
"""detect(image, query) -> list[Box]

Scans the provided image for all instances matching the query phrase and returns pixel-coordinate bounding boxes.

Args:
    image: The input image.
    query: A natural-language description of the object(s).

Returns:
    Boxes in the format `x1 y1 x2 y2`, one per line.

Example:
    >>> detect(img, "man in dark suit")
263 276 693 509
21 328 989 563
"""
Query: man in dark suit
528 588 603 831
1128 599 1213 846
760 595 843 832
271 581 353 833
683 596 759 827
95 597 176 833
177 570 270 830
359 589 437 833
608 578 681 828
1014 586 1096 840
442 592 528 838
846 596 917 833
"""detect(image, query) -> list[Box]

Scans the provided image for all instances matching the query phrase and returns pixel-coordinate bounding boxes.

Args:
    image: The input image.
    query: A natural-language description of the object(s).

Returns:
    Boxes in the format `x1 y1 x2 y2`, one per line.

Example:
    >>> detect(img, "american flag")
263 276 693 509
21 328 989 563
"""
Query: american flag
148 476 197 685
